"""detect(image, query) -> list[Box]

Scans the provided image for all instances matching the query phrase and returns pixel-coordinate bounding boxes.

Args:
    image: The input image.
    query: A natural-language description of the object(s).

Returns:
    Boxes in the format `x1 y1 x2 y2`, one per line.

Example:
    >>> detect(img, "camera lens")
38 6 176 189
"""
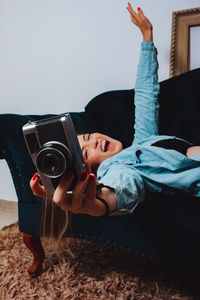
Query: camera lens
36 142 72 178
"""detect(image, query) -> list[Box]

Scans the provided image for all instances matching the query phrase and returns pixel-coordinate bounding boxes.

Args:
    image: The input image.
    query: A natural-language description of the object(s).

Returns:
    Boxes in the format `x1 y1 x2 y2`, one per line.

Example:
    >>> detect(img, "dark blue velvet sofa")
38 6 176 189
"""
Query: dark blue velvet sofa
1 68 200 275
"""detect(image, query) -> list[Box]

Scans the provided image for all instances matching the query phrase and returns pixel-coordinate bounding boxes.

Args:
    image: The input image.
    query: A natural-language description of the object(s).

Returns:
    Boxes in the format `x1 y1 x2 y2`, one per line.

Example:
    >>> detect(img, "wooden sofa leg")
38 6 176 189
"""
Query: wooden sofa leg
23 233 45 276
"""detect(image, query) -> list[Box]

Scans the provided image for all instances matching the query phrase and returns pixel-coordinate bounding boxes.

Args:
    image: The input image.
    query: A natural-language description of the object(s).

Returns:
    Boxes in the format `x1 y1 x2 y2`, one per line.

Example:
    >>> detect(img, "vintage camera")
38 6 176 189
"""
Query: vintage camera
22 114 87 195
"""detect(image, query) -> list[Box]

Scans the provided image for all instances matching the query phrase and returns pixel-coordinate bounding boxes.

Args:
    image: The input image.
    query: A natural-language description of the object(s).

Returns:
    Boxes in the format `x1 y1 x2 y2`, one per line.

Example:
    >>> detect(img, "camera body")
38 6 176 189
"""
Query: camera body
22 114 87 195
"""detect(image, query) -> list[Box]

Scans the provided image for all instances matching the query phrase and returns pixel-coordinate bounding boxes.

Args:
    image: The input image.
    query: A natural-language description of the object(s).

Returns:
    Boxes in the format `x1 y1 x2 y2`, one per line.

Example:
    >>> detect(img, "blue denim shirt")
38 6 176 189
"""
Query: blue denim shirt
97 41 200 213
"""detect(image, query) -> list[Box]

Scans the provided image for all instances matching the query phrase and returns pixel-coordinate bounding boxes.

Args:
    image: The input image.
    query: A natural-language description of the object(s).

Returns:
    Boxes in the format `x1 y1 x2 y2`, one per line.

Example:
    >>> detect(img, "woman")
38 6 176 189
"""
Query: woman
30 3 200 219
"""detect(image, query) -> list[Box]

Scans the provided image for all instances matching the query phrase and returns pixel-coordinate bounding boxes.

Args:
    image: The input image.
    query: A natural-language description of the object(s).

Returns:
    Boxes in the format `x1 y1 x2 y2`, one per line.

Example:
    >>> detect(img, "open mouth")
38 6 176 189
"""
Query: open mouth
100 139 112 152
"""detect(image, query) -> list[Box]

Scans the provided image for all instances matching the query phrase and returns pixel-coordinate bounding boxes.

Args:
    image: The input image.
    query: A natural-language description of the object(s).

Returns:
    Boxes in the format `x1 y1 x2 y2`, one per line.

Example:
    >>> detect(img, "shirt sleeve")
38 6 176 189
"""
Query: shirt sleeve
132 41 160 145
98 163 145 213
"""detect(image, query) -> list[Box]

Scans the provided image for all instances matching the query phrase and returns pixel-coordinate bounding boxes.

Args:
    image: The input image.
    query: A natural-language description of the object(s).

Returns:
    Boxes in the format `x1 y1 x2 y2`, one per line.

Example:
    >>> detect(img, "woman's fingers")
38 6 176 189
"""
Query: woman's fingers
126 2 152 40
127 2 138 24
30 173 52 199
84 174 96 204
127 2 135 14
71 171 90 213
69 172 97 215
53 170 74 209
85 159 92 174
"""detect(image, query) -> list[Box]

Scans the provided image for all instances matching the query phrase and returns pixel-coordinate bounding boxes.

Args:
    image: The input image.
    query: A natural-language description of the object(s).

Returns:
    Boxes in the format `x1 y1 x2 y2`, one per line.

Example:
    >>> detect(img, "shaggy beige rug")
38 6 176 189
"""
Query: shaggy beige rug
0 222 199 300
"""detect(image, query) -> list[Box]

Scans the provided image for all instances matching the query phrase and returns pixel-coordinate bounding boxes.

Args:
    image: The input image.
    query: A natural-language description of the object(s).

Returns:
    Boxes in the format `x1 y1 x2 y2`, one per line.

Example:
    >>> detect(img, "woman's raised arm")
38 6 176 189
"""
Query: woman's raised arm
127 2 159 144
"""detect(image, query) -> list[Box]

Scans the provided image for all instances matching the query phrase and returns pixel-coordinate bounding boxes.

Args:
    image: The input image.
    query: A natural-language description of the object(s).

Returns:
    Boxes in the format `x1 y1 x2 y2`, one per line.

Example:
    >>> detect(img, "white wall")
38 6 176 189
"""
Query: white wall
0 0 199 201
190 26 200 69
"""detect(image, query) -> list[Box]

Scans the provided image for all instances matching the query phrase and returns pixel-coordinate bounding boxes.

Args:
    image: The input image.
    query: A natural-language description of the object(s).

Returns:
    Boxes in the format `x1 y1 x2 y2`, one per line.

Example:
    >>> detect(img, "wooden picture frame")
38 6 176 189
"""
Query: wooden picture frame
169 7 200 78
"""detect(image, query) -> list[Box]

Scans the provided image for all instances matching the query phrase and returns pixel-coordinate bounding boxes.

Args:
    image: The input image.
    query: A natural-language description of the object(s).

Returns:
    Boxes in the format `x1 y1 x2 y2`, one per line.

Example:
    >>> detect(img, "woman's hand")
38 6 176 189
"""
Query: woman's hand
30 170 110 217
53 171 107 216
126 2 153 41
30 172 53 199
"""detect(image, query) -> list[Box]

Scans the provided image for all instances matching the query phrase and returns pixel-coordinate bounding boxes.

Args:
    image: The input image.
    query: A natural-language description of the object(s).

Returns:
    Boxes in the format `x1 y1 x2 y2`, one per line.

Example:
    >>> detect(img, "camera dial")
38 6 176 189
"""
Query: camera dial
36 141 72 178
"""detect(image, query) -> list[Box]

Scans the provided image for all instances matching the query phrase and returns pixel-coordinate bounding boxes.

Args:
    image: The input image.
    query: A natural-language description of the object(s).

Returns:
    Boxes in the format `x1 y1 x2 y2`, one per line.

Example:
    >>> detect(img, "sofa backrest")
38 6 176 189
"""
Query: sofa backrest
85 68 200 147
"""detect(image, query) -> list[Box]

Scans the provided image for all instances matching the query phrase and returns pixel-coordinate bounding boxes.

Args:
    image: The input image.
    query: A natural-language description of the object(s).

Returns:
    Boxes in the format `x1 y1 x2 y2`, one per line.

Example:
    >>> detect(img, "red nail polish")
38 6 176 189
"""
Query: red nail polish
137 7 141 11
80 170 87 181
32 173 38 181
89 174 95 182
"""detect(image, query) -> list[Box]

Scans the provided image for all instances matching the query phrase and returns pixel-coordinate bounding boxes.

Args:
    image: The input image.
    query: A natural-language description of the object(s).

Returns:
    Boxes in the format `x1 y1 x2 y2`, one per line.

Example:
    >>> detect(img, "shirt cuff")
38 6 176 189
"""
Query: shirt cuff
141 41 154 49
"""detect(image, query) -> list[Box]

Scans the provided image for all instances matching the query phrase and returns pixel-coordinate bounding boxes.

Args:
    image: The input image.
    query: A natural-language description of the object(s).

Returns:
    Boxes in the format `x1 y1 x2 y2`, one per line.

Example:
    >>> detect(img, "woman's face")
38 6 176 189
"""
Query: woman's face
77 133 123 172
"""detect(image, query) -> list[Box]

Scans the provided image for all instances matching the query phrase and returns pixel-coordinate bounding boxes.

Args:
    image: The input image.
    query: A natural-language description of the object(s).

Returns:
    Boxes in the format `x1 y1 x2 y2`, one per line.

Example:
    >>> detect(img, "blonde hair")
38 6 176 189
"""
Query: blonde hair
39 134 92 255
40 198 70 255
